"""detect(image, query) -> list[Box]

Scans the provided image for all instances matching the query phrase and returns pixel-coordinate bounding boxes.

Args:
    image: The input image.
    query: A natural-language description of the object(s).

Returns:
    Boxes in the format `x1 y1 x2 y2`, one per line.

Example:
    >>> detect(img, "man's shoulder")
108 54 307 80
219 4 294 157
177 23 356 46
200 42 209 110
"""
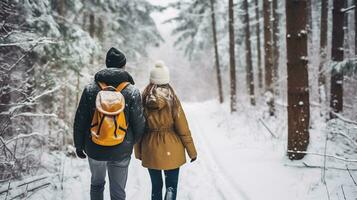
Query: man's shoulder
83 81 99 96
123 84 140 97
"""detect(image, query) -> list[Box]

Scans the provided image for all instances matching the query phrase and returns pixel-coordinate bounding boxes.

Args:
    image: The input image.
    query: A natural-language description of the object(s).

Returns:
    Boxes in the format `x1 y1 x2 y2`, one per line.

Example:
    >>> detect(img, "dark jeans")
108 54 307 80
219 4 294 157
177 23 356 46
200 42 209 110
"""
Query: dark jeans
88 157 130 200
148 168 180 200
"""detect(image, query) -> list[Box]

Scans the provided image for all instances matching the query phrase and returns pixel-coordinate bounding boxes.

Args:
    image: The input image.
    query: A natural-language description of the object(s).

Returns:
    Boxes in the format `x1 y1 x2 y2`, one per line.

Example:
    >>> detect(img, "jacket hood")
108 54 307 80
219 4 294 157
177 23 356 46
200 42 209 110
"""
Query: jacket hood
94 68 135 87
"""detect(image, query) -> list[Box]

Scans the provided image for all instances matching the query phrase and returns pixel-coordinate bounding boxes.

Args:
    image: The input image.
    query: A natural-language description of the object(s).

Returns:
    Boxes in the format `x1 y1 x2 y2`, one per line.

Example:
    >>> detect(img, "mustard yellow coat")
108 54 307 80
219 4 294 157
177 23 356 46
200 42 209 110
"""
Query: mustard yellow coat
134 86 197 170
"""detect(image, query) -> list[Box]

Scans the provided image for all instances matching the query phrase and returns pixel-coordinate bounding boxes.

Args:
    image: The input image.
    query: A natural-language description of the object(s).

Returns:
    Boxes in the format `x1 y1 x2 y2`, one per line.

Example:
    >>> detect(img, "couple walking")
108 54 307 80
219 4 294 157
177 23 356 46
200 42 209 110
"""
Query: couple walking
73 47 197 200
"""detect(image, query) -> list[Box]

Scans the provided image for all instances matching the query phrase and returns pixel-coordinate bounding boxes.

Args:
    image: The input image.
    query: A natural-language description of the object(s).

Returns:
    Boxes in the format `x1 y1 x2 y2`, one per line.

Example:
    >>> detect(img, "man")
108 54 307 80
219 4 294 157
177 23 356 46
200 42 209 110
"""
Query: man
73 47 146 200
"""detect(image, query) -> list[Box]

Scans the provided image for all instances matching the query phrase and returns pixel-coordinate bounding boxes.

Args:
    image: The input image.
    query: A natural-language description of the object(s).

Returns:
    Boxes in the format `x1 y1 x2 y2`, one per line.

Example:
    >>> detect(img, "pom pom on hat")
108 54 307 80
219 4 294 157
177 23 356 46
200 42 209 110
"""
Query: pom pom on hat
150 60 170 84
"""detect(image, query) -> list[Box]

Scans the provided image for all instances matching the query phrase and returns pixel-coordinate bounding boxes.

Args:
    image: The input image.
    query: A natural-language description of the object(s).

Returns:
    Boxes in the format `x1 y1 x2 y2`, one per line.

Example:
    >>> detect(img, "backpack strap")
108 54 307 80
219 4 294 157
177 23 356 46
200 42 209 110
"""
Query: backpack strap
116 82 130 92
97 82 107 90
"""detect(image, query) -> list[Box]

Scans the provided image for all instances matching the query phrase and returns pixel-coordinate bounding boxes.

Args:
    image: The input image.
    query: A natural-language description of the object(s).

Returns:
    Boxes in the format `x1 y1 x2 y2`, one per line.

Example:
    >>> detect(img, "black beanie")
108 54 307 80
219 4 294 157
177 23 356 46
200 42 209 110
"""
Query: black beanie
106 47 126 68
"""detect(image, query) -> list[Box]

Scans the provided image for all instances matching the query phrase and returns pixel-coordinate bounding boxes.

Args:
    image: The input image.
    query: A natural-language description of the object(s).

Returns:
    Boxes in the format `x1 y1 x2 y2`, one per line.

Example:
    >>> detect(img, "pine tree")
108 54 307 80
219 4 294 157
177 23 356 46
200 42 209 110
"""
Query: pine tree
165 1 210 59
166 0 226 103
286 0 310 160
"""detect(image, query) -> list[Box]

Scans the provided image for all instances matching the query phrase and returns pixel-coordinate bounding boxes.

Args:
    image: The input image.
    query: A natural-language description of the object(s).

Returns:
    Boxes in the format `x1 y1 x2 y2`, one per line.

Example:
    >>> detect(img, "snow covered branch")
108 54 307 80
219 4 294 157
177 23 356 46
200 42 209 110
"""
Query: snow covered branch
333 131 357 147
11 113 57 119
287 150 357 162
1 132 44 146
0 38 58 47
330 112 357 126
1 44 39 72
31 85 62 102
340 5 356 13
284 162 357 171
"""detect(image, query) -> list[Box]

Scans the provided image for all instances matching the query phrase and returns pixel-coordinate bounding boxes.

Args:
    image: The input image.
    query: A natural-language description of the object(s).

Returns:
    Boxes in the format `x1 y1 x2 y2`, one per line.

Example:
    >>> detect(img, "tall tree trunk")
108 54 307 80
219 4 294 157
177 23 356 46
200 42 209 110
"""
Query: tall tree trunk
97 17 104 42
272 0 279 87
343 0 349 58
355 0 357 56
263 0 274 115
330 0 345 118
306 0 313 42
243 0 256 105
89 14 95 38
286 0 310 160
75 73 80 106
229 0 237 112
318 0 328 106
89 14 95 64
57 0 66 16
210 0 224 104
254 0 263 89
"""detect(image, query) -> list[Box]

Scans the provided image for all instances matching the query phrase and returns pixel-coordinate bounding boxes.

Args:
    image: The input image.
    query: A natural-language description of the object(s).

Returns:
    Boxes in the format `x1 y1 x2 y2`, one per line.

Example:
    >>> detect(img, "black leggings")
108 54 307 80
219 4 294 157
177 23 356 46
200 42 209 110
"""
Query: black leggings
148 168 180 200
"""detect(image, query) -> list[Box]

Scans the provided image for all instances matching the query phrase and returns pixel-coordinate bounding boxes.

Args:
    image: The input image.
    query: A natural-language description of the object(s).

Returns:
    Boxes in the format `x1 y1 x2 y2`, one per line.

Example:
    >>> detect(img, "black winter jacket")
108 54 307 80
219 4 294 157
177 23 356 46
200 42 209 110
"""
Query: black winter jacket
73 68 146 161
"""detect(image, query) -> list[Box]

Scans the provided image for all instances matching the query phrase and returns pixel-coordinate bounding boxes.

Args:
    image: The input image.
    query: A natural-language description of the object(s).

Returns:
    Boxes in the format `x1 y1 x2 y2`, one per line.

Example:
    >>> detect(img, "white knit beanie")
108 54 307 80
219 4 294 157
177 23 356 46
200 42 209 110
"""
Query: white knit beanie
150 60 170 84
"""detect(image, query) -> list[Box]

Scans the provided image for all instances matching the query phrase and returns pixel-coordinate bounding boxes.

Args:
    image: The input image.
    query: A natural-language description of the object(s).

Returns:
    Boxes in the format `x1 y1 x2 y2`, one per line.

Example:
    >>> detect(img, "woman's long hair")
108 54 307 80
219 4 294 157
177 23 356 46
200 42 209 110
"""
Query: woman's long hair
142 83 179 115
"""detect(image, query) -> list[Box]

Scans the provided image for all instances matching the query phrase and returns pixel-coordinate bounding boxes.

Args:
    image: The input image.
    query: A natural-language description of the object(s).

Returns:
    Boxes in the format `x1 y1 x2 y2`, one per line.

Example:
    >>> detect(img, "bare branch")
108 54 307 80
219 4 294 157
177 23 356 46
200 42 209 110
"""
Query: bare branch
0 137 15 159
258 118 278 138
322 132 328 183
341 185 347 200
346 165 357 186
324 182 331 200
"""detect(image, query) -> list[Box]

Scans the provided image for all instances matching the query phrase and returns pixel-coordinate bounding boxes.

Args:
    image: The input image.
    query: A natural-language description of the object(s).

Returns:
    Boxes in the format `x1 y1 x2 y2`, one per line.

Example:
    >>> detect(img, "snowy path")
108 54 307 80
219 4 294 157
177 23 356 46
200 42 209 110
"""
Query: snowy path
126 102 250 200
29 101 356 200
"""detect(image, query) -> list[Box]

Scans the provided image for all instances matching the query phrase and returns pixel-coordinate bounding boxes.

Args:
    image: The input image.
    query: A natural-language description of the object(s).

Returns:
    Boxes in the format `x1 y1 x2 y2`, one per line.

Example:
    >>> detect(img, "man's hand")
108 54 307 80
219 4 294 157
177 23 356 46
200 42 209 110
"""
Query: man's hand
76 149 87 159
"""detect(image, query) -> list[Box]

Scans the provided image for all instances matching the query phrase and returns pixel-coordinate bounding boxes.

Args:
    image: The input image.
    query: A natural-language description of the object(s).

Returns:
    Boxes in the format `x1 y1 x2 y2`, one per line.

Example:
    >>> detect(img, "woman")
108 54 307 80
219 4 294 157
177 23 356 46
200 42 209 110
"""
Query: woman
135 60 197 200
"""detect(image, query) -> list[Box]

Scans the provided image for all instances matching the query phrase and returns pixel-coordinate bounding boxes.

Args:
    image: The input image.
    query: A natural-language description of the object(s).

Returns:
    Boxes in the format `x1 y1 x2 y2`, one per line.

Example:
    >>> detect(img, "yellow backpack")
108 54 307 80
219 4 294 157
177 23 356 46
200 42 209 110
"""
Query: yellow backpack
90 82 129 146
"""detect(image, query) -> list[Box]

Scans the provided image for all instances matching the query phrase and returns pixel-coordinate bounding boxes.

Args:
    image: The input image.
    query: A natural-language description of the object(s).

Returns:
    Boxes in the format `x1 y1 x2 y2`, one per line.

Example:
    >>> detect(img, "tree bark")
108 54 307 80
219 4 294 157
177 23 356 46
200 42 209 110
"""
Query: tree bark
330 0 345 118
210 0 224 104
89 14 95 38
57 0 66 16
229 0 237 112
97 17 104 42
263 0 274 115
286 0 310 160
343 0 349 58
318 0 328 105
355 0 357 56
254 0 263 89
243 0 256 105
306 0 313 43
272 0 279 86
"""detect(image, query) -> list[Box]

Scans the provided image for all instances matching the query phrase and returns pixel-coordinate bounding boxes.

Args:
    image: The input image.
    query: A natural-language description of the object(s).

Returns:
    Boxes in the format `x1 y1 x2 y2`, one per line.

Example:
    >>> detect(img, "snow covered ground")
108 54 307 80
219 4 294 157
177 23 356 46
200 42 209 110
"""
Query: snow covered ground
7 101 356 200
